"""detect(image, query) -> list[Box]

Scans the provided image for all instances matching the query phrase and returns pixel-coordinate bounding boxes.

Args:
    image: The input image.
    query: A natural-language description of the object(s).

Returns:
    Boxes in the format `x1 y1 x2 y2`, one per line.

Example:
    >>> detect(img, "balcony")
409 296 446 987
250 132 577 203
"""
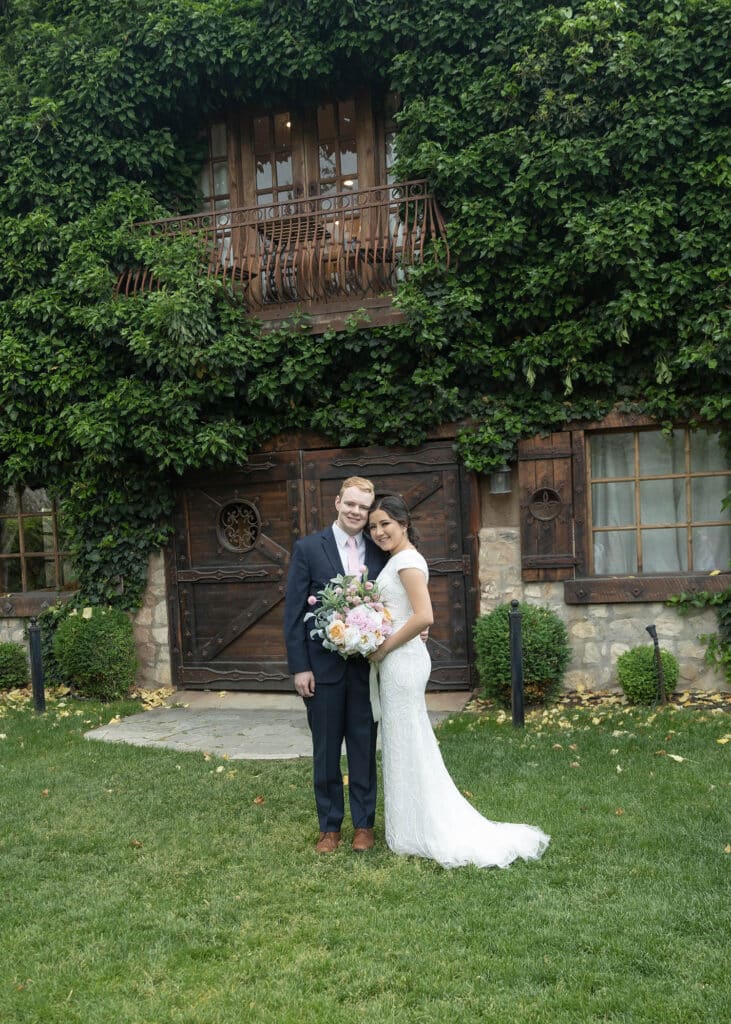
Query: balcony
115 180 448 331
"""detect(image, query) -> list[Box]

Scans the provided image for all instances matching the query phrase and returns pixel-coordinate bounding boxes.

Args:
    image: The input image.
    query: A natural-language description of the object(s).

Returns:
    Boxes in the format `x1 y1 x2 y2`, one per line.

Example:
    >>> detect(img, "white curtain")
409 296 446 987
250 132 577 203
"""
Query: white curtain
590 430 730 575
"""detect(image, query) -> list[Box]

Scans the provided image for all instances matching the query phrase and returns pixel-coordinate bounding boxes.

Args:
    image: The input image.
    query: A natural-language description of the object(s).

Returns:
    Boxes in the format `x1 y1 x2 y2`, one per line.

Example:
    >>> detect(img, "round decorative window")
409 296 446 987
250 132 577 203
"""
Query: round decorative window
529 488 562 522
217 500 261 551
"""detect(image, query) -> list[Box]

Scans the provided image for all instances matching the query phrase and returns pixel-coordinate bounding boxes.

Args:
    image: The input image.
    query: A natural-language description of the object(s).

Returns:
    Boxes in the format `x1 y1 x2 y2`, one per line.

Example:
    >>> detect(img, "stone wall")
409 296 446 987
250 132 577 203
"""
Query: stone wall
0 617 24 646
478 473 726 694
132 551 172 690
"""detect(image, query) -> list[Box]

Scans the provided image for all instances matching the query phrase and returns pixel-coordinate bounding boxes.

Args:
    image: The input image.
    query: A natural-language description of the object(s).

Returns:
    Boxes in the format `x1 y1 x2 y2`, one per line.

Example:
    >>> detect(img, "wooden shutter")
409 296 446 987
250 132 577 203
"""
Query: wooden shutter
518 432 578 581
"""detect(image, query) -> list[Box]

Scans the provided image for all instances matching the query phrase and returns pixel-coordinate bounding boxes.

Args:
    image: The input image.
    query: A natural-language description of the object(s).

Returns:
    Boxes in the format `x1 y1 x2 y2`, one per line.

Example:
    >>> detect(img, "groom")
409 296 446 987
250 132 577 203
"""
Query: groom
284 476 387 853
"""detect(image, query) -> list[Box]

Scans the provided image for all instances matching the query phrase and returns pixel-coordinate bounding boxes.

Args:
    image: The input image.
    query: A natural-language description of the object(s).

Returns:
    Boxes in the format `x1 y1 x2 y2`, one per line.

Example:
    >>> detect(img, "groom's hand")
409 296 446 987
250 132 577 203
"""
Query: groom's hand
294 671 316 698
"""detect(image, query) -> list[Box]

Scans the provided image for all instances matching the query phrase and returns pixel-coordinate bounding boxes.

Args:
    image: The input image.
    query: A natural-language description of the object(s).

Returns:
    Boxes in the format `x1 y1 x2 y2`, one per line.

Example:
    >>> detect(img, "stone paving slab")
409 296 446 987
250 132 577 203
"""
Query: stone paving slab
85 690 471 761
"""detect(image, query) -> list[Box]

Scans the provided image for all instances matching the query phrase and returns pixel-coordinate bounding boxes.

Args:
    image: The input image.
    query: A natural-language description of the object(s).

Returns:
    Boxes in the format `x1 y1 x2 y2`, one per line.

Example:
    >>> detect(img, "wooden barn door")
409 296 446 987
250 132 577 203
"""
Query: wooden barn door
166 452 298 690
166 439 479 690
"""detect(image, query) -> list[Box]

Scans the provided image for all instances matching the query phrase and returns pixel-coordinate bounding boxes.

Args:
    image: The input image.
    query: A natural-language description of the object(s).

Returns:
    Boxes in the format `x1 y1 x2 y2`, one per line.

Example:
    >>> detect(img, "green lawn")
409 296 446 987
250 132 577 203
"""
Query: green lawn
1 690 728 1024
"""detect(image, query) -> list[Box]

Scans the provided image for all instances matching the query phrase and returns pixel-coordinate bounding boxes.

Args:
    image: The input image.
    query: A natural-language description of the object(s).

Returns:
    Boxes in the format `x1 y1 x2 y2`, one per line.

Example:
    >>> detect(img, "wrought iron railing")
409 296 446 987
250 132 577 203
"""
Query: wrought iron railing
115 180 448 312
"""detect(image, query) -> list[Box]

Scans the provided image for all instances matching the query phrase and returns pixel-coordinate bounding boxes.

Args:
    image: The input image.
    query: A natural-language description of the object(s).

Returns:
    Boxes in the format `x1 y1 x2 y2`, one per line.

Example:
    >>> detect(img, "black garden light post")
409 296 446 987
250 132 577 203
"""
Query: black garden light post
509 600 525 728
28 617 46 714
645 623 667 706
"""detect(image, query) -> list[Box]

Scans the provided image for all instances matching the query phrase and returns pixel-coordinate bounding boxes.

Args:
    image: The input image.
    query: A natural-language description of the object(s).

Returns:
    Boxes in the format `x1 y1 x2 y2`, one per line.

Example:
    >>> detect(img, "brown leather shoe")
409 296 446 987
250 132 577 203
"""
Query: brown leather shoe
352 827 375 852
315 831 341 853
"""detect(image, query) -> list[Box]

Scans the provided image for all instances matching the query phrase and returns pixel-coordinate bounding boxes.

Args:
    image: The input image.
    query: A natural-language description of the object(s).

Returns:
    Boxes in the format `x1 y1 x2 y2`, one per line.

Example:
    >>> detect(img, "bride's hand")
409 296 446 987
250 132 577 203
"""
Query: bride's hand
369 646 387 665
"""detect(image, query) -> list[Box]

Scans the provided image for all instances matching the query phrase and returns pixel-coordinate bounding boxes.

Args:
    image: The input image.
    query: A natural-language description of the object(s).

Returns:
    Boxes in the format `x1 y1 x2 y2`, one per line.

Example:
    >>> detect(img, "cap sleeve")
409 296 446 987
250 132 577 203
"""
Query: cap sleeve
392 549 429 581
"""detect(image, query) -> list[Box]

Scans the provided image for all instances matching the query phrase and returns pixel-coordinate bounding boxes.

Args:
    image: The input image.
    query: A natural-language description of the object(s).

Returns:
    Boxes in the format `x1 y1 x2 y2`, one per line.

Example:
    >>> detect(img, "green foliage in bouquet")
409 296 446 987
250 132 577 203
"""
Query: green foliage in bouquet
473 602 571 706
53 606 137 701
616 645 679 705
0 641 29 690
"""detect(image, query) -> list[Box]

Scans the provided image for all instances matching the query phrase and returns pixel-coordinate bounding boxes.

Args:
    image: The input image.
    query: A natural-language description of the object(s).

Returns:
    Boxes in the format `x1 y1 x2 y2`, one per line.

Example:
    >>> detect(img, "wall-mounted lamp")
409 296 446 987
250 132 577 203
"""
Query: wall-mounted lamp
489 464 512 494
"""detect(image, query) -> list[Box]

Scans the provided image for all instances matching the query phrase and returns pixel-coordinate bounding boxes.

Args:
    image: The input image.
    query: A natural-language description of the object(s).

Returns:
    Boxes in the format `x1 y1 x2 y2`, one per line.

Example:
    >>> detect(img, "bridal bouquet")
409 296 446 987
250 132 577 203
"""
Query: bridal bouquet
305 569 392 658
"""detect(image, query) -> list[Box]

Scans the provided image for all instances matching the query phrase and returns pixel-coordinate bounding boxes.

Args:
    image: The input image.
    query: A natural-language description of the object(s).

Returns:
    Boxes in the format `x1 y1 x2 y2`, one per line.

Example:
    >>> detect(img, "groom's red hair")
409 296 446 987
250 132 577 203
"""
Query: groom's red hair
338 476 375 498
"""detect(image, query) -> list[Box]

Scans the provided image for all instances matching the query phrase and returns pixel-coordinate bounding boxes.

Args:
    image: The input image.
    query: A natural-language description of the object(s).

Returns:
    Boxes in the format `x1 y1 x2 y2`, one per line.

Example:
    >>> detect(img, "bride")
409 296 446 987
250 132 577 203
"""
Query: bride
367 494 550 869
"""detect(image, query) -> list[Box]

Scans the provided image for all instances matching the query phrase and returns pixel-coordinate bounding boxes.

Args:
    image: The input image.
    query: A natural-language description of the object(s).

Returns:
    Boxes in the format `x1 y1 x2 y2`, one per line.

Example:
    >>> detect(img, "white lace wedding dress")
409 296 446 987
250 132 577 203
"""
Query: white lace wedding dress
376 549 550 869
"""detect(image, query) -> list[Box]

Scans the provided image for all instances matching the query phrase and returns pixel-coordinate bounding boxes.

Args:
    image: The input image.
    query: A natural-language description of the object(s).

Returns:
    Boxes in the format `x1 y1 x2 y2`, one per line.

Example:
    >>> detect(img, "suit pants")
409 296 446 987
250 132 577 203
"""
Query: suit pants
304 663 378 832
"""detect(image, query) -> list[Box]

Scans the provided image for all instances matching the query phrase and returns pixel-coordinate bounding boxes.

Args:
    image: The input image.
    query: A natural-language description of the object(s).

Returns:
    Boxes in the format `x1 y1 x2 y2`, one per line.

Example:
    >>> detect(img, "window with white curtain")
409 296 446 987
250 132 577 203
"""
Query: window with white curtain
588 429 730 576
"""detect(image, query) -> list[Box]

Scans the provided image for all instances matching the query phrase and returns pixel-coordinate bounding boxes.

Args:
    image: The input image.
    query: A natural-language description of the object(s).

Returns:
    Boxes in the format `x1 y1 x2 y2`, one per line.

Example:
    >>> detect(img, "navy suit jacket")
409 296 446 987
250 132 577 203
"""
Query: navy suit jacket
284 526 388 685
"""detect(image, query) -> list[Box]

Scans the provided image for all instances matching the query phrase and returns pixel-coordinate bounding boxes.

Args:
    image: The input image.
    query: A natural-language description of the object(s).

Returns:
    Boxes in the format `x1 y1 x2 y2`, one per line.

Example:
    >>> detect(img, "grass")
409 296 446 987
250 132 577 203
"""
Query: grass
0 689 729 1024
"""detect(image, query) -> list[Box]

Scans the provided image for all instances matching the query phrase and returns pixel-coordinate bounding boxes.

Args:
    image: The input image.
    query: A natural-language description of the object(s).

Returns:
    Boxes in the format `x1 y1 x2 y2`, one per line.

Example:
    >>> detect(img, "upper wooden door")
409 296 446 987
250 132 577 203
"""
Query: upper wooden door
165 439 479 690
200 93 395 220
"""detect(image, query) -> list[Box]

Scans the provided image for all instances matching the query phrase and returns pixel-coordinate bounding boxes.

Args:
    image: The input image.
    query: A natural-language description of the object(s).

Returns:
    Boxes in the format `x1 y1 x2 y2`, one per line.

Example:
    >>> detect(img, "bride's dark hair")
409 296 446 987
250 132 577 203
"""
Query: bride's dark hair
369 493 420 547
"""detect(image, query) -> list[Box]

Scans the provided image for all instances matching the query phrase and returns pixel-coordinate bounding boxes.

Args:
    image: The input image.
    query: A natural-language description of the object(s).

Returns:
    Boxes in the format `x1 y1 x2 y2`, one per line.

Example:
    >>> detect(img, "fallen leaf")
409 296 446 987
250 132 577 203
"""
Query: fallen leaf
130 839 143 848
253 795 265 805
552 743 563 750
666 754 686 763
570 761 580 768
462 790 473 798
725 845 731 854
130 686 175 709
215 765 225 774
343 774 349 786
717 735 731 745
41 789 50 797
615 808 625 816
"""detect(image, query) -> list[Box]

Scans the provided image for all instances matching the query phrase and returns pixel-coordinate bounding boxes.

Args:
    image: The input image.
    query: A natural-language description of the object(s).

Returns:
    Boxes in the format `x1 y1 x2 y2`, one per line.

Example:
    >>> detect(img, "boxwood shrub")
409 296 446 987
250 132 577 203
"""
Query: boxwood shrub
473 601 571 706
616 645 679 705
0 641 29 690
53 606 137 701
38 602 76 689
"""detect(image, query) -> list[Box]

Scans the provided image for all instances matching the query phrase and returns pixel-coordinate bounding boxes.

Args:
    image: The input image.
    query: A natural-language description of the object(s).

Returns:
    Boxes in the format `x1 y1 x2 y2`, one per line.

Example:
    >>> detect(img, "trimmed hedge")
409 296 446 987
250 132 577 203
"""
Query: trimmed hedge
616 645 679 705
473 602 571 706
0 641 29 690
53 606 137 701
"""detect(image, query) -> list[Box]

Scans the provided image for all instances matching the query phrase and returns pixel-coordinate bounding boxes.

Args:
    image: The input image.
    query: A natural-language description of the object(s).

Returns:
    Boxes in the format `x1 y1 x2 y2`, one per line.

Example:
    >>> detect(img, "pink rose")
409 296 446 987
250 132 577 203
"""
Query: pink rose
307 596 317 606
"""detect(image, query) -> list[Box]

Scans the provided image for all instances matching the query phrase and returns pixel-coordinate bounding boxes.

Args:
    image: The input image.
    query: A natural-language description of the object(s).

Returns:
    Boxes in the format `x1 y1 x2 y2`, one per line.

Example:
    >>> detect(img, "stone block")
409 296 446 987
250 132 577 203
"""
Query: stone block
134 607 153 629
152 604 169 629
570 620 596 639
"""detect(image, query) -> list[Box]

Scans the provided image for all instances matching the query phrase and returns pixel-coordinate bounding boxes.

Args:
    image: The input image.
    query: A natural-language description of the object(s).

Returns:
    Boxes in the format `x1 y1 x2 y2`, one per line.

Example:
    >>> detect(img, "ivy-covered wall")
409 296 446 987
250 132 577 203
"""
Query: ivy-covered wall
0 0 728 608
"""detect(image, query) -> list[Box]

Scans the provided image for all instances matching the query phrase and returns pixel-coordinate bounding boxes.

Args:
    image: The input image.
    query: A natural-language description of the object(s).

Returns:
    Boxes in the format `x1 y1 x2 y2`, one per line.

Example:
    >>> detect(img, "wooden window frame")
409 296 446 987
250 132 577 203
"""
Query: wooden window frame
518 412 731 604
203 91 396 214
0 485 77 617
